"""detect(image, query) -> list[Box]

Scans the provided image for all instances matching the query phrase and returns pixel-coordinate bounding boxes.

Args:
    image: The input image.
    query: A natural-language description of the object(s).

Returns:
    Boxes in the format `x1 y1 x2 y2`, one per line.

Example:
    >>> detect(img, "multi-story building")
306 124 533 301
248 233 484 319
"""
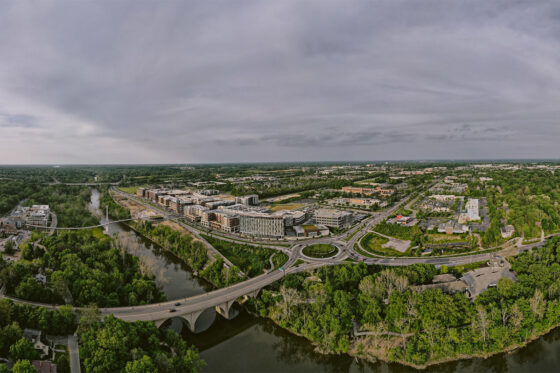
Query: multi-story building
239 213 284 238
198 189 220 196
184 205 209 222
235 195 259 206
314 209 353 228
136 187 146 198
214 210 240 233
27 205 50 227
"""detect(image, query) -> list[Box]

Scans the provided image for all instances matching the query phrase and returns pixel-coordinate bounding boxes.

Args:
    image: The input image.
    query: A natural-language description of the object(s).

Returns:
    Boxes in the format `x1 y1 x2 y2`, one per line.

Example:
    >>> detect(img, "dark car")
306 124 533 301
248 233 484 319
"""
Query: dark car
169 309 177 313
174 302 181 307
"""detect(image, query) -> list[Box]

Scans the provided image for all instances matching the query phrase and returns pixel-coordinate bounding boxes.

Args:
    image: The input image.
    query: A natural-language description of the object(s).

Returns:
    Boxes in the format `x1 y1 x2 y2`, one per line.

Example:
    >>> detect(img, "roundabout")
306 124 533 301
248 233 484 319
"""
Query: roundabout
300 243 340 259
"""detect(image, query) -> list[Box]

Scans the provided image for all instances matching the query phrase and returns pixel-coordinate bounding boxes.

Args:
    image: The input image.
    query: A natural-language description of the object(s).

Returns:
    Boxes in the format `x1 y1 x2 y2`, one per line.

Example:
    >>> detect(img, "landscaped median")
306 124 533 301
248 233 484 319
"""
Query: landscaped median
301 243 338 258
201 234 289 276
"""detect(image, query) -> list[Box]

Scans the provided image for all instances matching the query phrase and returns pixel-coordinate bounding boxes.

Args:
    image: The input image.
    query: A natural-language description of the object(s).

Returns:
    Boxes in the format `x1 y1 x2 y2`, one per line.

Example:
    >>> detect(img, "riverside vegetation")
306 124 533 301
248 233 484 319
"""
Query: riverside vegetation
251 237 560 368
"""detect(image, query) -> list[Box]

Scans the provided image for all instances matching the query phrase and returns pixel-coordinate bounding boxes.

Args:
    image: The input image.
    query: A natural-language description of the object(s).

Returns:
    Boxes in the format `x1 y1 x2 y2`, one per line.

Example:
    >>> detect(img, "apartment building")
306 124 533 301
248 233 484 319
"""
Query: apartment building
214 210 240 233
184 205 209 222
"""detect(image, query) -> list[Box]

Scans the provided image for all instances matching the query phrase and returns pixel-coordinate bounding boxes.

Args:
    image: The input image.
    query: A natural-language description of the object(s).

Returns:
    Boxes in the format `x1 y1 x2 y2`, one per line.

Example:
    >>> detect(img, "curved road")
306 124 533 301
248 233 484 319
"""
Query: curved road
4 183 554 325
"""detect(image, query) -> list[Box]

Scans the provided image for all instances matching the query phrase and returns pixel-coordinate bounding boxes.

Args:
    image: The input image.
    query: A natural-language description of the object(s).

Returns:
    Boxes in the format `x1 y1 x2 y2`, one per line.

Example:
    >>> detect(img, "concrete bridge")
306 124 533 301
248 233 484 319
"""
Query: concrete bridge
98 262 315 331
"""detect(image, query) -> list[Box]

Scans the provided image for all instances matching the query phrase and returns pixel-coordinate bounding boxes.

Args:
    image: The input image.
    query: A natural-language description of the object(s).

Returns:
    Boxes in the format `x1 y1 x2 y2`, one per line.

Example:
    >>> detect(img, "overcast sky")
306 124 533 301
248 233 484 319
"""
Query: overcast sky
1 1 559 164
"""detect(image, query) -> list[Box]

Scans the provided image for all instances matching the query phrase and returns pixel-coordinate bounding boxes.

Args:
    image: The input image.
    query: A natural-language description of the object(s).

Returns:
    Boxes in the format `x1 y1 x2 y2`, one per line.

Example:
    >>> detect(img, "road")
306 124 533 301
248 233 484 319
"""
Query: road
5 181 555 326
67 335 81 373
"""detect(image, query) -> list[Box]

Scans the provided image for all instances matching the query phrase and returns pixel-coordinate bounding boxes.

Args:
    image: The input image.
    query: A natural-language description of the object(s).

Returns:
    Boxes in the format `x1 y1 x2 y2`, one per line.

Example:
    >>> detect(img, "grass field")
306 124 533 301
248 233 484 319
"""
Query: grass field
360 232 406 257
302 243 338 258
269 203 305 212
201 234 288 276
119 186 140 194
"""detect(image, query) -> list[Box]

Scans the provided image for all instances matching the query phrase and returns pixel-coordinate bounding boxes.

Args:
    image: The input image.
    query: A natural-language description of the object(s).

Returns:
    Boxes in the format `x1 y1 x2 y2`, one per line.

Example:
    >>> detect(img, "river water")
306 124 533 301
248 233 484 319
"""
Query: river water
90 190 560 372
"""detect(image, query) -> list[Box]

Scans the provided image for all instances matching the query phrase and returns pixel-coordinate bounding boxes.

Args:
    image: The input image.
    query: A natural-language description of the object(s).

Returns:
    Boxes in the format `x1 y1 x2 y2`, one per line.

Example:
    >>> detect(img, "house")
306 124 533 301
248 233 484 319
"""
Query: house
500 225 515 238
23 329 50 358
32 360 57 373
34 274 47 286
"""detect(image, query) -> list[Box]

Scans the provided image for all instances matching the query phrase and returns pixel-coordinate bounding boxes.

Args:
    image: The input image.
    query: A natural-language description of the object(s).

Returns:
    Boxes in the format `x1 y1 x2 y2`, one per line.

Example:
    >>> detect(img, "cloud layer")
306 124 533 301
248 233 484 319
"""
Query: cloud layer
1 0 559 164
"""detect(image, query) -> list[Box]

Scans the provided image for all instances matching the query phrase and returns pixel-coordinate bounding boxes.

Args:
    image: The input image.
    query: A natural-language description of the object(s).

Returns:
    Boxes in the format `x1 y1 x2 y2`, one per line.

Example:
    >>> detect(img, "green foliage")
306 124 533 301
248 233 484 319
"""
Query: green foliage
133 222 209 273
200 258 242 288
374 222 423 243
26 185 98 227
0 230 165 306
12 360 36 373
100 186 131 220
9 337 39 361
301 244 337 258
80 316 205 373
256 238 560 365
202 235 288 276
360 233 406 257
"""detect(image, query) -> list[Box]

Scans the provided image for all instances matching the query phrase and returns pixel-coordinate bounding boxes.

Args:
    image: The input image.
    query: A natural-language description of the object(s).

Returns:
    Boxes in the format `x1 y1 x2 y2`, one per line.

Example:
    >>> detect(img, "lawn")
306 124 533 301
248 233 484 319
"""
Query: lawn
119 186 141 194
360 232 406 257
302 243 338 258
425 233 468 244
201 234 288 276
269 203 305 212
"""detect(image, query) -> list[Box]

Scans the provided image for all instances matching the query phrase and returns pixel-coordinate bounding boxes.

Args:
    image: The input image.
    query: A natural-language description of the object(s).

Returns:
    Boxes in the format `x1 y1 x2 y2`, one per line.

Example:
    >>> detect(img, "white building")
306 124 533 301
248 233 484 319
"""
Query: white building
465 199 480 221
314 209 353 228
239 213 284 238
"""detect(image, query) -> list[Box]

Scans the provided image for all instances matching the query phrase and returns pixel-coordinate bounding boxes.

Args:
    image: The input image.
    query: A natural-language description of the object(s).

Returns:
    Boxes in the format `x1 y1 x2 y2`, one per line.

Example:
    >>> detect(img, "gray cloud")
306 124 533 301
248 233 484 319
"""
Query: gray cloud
0 0 560 163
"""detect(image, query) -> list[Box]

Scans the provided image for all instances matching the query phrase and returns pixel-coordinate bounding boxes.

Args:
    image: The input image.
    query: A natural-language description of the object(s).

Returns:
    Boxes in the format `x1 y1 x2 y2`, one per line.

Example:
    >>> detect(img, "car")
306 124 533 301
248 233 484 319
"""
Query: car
169 309 177 313
174 302 181 306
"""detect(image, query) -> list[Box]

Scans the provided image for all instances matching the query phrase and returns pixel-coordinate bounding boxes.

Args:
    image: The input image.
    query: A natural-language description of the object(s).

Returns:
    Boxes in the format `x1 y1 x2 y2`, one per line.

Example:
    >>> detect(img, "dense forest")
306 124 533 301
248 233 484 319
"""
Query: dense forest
0 299 75 372
131 221 208 272
79 315 204 373
253 237 560 367
0 230 165 306
99 187 131 220
467 170 560 242
25 185 98 227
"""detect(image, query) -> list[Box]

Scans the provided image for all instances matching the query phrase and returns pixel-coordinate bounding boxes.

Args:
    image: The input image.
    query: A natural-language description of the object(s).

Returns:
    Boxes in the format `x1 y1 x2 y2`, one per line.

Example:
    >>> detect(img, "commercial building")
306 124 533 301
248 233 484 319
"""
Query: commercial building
293 224 330 238
465 199 480 221
342 186 395 197
314 209 353 228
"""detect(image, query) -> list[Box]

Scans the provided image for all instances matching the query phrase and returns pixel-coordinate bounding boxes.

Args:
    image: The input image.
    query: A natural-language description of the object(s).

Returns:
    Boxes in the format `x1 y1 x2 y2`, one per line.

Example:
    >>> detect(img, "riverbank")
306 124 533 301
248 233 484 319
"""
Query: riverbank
124 220 232 289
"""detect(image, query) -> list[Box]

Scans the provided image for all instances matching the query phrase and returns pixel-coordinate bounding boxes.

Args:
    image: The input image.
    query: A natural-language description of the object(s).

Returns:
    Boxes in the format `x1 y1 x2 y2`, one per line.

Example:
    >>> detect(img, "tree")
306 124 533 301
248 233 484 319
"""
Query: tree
12 360 36 373
10 337 39 361
4 239 15 255
473 305 489 348
125 355 157 373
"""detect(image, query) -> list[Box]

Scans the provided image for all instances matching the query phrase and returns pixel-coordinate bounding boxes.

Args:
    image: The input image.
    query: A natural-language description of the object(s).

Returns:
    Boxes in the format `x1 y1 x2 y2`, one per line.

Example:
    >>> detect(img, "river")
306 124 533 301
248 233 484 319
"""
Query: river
90 189 560 372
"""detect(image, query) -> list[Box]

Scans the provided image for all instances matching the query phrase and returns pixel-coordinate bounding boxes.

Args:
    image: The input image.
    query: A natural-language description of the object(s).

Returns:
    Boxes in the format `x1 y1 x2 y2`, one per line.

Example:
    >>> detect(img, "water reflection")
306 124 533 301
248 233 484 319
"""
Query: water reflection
90 189 560 372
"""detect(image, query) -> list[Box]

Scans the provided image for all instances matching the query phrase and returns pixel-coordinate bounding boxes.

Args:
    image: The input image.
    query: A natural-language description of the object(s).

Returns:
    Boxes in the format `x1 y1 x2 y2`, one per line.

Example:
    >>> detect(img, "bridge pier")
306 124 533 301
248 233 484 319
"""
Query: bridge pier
240 288 261 303
180 310 204 332
216 300 236 320
154 319 167 328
